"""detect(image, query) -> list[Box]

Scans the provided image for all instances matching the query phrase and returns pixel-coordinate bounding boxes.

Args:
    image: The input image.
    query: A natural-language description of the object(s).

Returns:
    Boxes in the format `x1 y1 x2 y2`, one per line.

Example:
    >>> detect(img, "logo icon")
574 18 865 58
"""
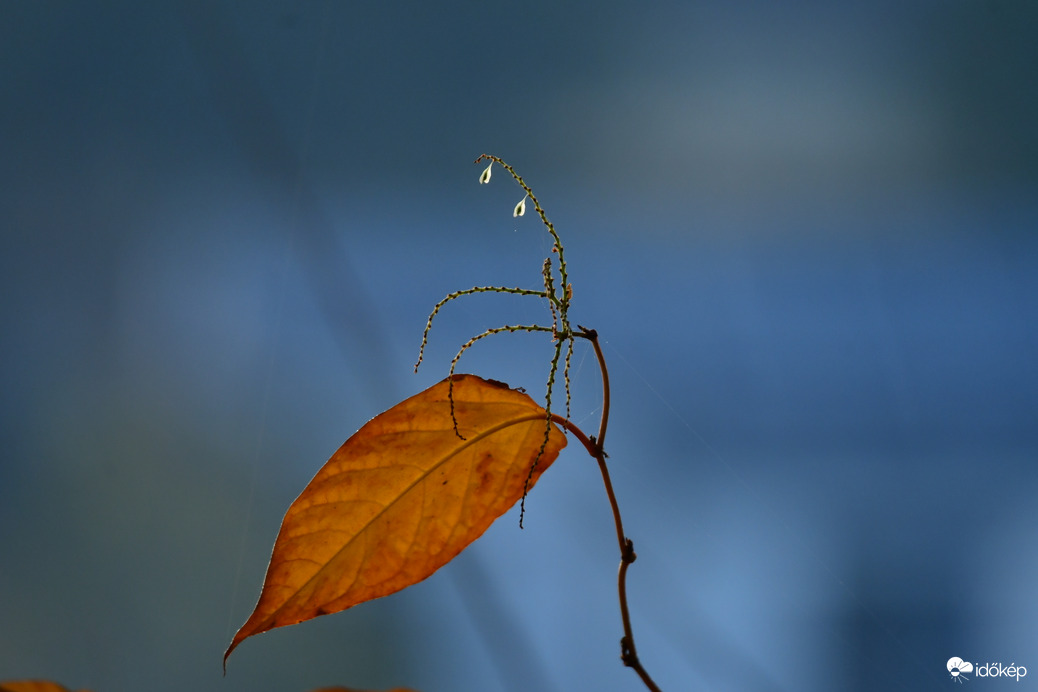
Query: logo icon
948 657 974 683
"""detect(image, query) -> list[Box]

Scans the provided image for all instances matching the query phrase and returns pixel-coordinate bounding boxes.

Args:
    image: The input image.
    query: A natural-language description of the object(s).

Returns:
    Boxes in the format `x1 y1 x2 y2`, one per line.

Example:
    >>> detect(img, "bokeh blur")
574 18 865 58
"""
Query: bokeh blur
1 2 1036 691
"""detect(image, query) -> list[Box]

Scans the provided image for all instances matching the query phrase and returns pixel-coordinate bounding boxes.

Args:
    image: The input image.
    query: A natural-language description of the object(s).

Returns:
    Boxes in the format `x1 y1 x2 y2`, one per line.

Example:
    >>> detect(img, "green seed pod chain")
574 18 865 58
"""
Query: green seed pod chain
414 154 579 526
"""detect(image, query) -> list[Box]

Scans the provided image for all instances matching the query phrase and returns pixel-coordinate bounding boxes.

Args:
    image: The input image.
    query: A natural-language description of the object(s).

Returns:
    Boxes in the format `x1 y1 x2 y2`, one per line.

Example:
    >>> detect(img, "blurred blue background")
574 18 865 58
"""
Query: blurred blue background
1 2 1036 691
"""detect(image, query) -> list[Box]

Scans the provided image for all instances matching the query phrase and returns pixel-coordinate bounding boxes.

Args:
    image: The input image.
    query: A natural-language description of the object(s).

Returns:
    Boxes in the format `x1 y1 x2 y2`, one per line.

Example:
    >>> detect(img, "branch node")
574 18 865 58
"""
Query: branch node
620 636 638 667
623 538 637 564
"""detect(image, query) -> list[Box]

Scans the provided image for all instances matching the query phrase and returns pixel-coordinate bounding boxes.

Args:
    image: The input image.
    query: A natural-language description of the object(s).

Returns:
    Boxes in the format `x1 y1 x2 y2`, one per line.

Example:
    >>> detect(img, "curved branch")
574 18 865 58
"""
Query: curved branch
549 327 661 692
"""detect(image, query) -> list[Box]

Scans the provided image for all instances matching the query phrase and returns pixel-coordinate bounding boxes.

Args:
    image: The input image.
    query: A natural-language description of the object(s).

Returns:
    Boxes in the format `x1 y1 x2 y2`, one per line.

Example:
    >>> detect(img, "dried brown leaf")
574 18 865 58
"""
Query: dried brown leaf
225 375 566 663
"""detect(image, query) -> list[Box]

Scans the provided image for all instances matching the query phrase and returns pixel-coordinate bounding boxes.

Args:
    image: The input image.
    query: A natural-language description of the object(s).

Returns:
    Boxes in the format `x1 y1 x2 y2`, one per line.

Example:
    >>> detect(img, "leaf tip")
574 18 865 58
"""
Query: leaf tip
222 633 244 674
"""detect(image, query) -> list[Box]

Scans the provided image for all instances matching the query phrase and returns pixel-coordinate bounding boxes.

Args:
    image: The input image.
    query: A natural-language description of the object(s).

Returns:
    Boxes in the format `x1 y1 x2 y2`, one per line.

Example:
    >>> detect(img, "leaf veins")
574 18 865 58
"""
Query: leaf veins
225 374 567 664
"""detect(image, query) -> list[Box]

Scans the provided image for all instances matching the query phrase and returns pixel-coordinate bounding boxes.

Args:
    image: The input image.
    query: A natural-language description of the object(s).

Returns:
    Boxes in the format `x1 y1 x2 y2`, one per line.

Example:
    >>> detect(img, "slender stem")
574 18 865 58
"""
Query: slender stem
584 327 611 451
550 329 662 692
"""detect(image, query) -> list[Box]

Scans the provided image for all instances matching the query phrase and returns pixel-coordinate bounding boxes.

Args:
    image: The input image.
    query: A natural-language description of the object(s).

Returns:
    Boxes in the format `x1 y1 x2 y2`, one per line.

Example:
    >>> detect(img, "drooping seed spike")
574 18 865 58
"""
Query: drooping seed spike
474 154 569 297
563 334 574 423
416 285 550 371
445 323 555 438
519 336 565 528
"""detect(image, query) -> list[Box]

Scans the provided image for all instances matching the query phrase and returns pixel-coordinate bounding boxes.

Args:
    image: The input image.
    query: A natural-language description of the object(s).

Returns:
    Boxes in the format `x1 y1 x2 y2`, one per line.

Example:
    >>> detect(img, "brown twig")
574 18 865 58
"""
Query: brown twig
550 327 662 692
